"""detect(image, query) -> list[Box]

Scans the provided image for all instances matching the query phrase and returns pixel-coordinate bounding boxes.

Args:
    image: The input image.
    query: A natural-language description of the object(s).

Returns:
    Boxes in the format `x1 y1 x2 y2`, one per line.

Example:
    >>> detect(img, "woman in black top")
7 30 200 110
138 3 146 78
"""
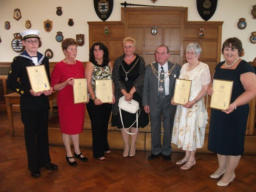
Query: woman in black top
112 37 148 157
208 37 256 186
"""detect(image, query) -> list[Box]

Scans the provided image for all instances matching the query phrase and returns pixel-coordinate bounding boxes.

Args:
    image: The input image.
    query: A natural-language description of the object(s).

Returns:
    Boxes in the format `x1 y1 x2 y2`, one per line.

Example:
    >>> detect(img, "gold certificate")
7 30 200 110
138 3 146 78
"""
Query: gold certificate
95 79 112 103
210 79 233 110
73 78 88 104
173 79 192 105
26 65 50 92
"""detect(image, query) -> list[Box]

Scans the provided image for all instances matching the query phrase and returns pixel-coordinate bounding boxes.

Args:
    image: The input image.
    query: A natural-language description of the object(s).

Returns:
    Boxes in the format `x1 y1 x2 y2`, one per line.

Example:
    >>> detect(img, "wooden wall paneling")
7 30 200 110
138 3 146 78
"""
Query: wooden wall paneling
126 27 144 55
122 7 186 66
108 40 124 60
88 21 125 61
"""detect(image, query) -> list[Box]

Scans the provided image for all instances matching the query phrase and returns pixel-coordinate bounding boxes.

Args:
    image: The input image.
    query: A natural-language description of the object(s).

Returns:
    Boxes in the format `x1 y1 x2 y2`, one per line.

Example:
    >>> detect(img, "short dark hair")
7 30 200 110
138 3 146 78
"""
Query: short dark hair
89 42 109 66
61 38 77 50
222 37 244 57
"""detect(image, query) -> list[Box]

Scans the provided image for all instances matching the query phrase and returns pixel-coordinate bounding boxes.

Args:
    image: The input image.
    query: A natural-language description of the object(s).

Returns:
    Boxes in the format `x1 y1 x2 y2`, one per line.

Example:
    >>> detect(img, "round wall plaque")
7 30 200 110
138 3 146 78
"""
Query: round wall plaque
45 49 54 59
237 18 247 29
11 33 23 52
249 32 256 44
56 32 64 42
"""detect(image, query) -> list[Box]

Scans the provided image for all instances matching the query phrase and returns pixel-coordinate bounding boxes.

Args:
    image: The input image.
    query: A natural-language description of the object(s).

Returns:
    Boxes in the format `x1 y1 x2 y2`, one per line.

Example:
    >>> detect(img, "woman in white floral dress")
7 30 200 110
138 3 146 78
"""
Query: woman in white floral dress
171 43 211 170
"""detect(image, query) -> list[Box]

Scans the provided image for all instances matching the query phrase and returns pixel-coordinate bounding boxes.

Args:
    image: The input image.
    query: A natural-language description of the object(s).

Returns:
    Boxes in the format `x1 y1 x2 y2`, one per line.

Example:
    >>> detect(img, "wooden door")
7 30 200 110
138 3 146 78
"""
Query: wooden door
122 7 186 66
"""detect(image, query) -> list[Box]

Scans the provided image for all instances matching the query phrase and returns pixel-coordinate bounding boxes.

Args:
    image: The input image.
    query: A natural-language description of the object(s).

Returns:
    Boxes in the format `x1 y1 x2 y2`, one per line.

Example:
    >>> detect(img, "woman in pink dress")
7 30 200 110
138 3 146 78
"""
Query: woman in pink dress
51 38 87 166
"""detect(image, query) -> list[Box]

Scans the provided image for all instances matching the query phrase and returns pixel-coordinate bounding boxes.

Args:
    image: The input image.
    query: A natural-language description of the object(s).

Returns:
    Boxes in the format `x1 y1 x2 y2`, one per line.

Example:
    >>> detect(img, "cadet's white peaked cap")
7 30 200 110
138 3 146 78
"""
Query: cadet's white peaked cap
20 29 40 40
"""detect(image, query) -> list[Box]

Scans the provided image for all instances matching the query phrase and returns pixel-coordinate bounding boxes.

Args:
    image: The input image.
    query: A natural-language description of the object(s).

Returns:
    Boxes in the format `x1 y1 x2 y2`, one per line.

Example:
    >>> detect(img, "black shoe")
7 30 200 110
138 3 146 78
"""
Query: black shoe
66 156 77 166
148 154 160 160
74 153 88 162
45 163 58 170
31 171 40 178
162 154 171 160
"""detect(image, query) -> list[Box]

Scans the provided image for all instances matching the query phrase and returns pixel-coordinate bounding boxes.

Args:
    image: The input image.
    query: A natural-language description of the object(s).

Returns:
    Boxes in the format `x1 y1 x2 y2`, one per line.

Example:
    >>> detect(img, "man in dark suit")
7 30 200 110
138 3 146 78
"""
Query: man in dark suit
143 45 180 160
7 29 57 178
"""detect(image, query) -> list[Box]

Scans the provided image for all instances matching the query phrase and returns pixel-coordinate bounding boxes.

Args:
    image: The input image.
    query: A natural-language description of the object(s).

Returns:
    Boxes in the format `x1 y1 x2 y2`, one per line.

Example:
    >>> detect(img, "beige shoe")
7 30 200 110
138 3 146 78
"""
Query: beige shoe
176 158 188 165
180 160 196 170
217 174 236 187
123 146 129 157
209 169 225 179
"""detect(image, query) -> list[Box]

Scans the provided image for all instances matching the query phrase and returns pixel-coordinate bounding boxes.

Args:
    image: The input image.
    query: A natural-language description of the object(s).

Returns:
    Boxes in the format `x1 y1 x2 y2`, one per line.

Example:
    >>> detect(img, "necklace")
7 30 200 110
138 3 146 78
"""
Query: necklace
121 57 139 82
150 62 176 82
224 58 240 68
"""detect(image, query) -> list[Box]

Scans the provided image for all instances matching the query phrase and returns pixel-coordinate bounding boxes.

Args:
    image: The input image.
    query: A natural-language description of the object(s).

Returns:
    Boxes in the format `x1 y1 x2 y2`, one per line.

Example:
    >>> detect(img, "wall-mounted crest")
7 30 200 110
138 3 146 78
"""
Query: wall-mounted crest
45 49 54 59
13 8 22 21
104 26 109 35
56 7 63 16
56 32 64 42
25 20 32 29
11 33 23 53
249 32 256 44
4 21 11 30
76 34 85 46
151 26 158 36
196 0 218 21
94 0 113 21
198 27 205 38
68 18 74 26
44 20 53 32
237 18 247 30
252 5 256 19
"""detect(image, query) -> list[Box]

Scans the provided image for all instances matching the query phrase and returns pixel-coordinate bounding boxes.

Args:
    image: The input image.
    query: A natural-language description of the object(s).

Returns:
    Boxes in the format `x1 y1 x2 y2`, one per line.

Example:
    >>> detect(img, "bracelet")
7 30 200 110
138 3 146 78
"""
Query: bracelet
233 104 237 110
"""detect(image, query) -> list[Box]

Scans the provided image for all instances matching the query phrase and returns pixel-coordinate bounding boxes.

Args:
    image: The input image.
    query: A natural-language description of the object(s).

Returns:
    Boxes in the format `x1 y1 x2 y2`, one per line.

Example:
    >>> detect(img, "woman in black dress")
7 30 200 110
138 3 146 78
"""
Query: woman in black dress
208 38 256 187
112 37 148 157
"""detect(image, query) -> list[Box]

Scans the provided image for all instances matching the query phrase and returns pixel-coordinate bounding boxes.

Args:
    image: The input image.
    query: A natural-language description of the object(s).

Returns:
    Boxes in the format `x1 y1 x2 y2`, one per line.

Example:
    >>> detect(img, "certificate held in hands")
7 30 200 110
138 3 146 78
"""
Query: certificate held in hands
173 79 192 105
73 78 88 104
210 79 233 110
26 65 50 92
95 79 112 103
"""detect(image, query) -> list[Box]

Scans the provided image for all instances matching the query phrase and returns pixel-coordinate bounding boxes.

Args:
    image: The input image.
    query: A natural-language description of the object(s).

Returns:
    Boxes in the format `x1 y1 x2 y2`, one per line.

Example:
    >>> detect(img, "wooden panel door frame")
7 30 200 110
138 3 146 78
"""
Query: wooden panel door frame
121 7 187 65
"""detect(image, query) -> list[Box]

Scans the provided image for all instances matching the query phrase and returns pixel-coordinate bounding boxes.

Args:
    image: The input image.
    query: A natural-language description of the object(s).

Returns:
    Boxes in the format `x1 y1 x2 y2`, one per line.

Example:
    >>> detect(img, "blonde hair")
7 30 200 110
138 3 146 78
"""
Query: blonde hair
123 37 136 47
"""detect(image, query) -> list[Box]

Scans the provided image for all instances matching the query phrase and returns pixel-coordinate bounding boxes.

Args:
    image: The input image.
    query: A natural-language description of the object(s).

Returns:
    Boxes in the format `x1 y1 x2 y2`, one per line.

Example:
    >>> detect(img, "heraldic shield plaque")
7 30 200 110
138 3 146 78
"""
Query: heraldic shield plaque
197 0 218 21
94 0 113 21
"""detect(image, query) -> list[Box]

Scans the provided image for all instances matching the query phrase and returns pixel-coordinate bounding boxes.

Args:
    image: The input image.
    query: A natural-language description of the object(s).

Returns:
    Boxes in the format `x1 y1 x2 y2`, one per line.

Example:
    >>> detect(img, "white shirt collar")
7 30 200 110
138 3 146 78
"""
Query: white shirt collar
158 62 168 71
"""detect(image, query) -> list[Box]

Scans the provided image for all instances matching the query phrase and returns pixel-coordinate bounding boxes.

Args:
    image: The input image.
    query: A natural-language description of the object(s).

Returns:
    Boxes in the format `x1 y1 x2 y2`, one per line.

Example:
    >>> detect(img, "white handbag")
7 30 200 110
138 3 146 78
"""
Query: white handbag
118 96 139 114
118 96 139 135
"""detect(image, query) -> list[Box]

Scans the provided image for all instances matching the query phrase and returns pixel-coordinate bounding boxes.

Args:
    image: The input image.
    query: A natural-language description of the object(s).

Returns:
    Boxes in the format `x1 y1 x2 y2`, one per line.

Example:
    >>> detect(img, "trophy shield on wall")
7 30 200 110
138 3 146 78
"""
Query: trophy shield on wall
94 0 113 21
197 0 218 21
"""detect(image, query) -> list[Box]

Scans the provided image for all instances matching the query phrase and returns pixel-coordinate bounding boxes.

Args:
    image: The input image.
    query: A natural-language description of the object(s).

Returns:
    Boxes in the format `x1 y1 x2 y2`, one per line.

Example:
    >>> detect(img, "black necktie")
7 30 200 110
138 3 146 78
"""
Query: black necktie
159 66 165 97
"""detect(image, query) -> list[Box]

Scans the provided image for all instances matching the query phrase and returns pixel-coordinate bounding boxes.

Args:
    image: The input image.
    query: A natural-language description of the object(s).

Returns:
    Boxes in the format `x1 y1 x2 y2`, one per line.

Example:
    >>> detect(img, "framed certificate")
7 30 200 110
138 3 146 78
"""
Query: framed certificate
95 79 112 103
73 78 88 104
26 65 50 92
173 79 192 105
210 79 233 110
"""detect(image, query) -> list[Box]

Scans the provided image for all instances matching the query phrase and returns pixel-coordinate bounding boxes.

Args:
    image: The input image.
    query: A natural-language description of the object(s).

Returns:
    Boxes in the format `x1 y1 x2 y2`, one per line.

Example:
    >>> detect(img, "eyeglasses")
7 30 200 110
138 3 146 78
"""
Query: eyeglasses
25 39 39 44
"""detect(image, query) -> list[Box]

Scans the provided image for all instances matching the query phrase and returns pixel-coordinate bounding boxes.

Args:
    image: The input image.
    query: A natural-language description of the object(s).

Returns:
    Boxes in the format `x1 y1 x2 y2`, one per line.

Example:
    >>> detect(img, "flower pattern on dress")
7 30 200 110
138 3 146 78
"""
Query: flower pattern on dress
171 62 211 151
91 65 112 92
